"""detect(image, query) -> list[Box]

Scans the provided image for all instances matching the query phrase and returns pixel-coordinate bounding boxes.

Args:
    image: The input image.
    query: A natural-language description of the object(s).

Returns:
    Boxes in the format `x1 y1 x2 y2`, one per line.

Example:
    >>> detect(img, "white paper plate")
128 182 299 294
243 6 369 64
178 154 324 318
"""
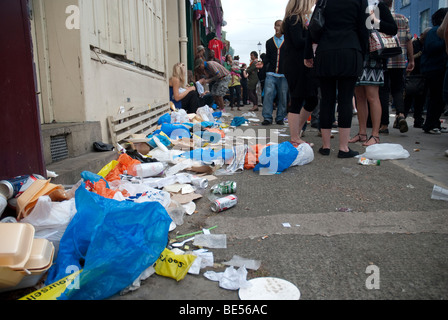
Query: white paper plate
238 277 301 300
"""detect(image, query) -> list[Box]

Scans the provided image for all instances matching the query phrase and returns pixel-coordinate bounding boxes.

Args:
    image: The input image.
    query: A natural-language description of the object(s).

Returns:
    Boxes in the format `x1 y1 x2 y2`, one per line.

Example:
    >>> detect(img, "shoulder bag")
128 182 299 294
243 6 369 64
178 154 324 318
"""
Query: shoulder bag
308 0 327 43
369 29 402 59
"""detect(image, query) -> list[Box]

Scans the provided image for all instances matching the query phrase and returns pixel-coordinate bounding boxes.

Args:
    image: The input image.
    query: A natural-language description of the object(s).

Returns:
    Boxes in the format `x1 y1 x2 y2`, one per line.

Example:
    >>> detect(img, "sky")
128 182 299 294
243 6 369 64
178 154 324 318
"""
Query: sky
221 0 290 65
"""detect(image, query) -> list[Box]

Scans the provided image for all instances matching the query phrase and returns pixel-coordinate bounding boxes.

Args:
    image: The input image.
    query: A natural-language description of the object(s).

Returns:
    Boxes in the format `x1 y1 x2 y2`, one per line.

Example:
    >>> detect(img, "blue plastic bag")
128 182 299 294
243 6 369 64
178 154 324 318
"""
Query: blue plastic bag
160 123 191 139
254 142 299 174
148 134 172 149
181 148 233 163
45 185 172 300
157 113 172 125
81 171 109 188
231 117 248 127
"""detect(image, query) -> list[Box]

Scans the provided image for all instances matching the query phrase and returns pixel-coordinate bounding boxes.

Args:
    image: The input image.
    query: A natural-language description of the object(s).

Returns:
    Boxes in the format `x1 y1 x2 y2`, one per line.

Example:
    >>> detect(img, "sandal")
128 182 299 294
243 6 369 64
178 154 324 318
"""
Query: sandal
349 133 368 144
362 135 380 147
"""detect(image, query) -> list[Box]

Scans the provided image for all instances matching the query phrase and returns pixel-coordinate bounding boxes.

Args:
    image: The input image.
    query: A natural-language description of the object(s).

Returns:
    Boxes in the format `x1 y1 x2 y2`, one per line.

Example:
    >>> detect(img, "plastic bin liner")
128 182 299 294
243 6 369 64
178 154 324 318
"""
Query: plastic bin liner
254 142 299 174
157 113 172 125
45 184 172 300
160 123 191 139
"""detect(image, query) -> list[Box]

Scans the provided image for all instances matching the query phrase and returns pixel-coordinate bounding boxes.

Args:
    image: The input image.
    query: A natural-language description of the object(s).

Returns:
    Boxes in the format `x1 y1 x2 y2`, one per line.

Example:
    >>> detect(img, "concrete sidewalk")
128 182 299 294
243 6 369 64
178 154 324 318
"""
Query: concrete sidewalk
112 109 448 301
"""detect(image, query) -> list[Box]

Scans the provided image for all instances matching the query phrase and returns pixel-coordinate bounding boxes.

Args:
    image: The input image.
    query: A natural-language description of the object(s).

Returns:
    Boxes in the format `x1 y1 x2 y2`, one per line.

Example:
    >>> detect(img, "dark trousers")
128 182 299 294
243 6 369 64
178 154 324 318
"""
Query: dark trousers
181 91 200 114
319 77 357 129
241 80 248 104
379 68 405 126
404 76 427 126
229 85 241 107
423 69 446 131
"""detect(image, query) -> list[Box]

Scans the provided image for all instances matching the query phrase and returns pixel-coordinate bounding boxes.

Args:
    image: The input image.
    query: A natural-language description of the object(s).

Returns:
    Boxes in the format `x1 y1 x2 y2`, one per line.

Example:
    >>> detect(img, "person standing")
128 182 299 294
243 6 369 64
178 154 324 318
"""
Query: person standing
349 0 397 147
261 20 289 126
283 0 319 145
378 0 414 135
305 0 370 158
240 63 249 105
229 61 242 111
246 51 261 111
421 8 448 134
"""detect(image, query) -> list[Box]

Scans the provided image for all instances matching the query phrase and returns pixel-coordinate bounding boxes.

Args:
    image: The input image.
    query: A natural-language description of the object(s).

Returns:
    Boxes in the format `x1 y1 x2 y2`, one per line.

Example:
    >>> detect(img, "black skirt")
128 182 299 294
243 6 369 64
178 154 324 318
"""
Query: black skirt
315 48 363 78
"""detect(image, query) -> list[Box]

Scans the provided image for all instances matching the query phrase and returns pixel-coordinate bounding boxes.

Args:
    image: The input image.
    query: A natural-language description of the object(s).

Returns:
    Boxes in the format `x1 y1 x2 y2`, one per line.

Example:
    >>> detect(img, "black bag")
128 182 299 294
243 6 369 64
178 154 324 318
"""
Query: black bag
309 0 327 43
93 141 114 152
405 75 426 96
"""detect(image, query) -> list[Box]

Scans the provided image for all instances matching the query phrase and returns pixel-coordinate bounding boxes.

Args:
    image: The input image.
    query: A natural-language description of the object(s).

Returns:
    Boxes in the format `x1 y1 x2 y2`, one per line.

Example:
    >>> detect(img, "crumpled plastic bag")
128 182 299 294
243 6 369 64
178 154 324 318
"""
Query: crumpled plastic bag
359 143 410 160
45 184 172 300
231 117 248 127
291 143 315 167
254 142 299 174
244 144 266 170
196 106 215 122
105 153 142 182
154 248 197 282
203 266 250 291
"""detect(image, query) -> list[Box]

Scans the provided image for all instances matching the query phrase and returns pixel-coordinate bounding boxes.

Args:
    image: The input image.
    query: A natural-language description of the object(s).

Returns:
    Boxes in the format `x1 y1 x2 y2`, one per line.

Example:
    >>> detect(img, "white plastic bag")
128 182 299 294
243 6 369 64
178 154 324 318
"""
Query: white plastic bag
203 266 250 290
360 143 410 160
21 196 77 241
196 106 215 122
171 109 189 124
291 143 315 167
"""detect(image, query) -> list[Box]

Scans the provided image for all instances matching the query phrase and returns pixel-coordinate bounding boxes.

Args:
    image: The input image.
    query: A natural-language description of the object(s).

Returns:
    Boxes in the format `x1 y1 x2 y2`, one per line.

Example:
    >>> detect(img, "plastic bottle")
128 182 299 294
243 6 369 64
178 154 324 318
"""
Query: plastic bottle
358 157 381 166
127 163 165 178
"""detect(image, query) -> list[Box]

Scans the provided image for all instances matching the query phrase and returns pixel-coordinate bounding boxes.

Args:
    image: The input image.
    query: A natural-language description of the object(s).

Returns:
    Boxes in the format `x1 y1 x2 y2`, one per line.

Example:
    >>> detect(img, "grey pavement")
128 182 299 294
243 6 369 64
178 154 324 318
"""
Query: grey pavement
112 108 448 301
2 107 447 302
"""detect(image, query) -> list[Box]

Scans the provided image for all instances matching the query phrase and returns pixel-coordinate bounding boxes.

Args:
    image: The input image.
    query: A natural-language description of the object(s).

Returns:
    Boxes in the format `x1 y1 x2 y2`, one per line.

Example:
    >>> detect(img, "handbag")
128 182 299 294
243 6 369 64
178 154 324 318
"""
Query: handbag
308 0 327 43
405 75 426 96
369 29 402 59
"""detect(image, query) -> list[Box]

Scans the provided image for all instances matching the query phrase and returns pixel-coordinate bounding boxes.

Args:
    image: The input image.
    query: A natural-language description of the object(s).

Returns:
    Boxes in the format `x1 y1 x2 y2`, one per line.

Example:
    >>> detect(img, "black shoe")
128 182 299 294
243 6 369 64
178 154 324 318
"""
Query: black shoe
262 120 272 126
338 149 359 159
319 148 331 156
276 120 284 125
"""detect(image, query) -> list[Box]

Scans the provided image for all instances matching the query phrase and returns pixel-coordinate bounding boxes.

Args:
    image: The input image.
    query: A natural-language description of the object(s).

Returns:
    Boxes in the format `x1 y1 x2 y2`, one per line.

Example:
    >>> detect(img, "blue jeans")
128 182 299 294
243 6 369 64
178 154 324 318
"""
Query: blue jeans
262 74 288 123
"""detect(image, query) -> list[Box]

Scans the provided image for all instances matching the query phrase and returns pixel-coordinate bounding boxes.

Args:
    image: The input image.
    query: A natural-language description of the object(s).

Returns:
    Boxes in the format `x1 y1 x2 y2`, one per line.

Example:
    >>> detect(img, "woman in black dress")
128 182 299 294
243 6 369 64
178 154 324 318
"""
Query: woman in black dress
305 0 370 158
283 0 319 146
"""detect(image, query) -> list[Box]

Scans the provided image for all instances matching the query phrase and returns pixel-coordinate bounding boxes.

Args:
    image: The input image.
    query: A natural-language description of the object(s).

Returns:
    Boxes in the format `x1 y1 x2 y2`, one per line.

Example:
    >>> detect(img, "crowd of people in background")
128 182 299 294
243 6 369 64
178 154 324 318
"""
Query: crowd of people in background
169 0 448 158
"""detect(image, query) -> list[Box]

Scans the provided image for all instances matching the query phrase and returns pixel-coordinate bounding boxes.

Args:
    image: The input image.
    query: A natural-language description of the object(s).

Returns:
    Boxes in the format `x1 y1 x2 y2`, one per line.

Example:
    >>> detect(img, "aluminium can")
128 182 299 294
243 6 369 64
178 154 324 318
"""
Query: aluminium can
211 195 238 213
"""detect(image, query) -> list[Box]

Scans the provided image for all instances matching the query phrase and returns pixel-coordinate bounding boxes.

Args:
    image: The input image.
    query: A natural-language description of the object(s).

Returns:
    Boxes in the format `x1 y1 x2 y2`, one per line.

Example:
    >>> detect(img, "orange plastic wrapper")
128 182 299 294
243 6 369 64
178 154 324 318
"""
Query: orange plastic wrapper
205 128 226 138
244 144 266 170
105 153 141 182
93 180 130 199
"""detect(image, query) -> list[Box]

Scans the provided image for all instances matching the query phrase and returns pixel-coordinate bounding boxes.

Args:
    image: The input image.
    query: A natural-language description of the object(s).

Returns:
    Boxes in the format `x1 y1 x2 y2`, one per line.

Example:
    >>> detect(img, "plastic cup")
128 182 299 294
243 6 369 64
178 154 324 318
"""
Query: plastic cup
431 185 448 201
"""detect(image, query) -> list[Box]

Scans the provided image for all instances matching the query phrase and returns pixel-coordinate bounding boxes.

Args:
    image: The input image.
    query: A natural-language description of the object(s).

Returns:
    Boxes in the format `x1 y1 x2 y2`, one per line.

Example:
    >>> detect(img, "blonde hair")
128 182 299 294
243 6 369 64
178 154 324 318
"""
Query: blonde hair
283 0 315 29
172 62 187 87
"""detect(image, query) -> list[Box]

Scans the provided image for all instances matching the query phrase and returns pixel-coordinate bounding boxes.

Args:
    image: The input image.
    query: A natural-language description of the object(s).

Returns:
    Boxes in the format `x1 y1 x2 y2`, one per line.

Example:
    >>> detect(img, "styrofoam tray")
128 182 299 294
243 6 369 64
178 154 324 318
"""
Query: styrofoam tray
0 223 35 269
238 277 301 300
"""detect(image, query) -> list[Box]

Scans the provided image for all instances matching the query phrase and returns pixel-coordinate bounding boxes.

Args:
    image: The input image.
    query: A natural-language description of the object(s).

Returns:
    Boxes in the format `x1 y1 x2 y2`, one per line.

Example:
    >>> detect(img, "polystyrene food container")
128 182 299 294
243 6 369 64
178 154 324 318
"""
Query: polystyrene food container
0 223 35 269
24 239 54 270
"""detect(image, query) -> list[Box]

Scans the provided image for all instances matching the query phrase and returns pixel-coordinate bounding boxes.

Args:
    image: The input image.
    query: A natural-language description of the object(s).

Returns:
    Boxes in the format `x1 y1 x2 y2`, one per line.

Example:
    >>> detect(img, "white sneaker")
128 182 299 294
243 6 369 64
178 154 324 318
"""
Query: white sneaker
440 127 448 133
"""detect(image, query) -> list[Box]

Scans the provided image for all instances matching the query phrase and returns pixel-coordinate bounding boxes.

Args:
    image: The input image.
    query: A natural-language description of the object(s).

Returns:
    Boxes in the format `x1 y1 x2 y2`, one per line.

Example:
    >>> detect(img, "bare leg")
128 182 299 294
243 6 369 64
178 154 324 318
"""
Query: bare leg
364 85 382 146
350 87 368 143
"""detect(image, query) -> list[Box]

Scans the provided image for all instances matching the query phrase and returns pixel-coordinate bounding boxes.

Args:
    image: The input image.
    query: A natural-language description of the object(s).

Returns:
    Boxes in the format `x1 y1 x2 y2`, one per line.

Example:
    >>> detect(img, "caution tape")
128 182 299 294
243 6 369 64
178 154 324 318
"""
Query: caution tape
19 270 82 301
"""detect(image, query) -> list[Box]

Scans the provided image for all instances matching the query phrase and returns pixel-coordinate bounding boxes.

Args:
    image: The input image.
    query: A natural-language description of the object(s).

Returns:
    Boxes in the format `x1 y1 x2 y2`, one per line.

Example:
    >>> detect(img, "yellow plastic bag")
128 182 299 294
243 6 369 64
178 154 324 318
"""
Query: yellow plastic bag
154 248 196 282
97 160 119 178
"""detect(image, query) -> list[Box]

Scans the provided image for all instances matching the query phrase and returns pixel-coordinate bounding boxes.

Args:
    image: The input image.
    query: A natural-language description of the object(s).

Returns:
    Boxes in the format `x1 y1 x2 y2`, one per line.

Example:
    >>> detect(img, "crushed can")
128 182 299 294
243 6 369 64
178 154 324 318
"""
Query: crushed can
211 181 237 195
211 195 238 213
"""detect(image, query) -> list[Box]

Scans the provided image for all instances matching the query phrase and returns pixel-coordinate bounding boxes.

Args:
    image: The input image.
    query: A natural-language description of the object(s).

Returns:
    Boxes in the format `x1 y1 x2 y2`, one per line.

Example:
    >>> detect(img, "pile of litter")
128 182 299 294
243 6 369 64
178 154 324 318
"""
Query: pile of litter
0 105 312 300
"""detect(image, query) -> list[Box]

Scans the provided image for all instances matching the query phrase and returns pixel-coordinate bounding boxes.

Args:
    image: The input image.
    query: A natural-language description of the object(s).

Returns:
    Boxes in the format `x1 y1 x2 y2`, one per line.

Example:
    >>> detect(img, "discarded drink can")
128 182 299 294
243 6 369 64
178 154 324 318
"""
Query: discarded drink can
191 177 209 189
211 195 238 213
358 157 381 166
0 174 45 200
211 181 237 195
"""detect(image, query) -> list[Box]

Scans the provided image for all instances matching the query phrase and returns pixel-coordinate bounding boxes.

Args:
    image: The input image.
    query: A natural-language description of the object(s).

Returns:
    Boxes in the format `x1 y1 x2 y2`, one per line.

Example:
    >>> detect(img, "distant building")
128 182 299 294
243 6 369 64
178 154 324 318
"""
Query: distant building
394 0 448 36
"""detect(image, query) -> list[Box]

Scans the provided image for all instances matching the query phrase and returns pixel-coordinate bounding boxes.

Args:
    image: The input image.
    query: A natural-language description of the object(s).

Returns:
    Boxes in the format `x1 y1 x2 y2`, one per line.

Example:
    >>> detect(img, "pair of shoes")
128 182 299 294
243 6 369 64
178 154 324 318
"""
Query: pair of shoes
362 135 380 147
425 128 442 134
262 120 272 126
276 120 285 125
379 127 389 134
319 147 331 156
338 149 359 159
396 116 409 133
349 133 367 144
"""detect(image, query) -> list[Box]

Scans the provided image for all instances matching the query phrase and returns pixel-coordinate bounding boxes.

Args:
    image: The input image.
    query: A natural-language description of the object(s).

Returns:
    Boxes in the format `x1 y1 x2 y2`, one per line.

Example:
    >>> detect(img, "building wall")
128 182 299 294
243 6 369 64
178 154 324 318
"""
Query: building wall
395 0 448 36
32 0 171 143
